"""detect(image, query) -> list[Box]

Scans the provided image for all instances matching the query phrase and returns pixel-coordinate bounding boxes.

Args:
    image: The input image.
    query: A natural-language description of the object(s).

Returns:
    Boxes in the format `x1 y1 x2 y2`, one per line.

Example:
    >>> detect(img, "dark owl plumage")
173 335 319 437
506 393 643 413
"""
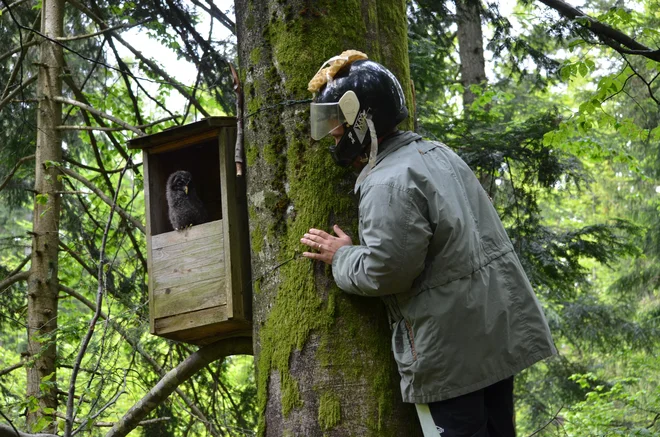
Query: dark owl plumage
166 170 208 230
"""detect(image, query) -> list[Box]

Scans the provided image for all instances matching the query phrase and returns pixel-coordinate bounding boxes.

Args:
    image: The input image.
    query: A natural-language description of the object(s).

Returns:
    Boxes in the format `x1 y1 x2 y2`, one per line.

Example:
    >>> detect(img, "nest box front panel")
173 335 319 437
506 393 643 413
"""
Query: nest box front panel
151 220 226 321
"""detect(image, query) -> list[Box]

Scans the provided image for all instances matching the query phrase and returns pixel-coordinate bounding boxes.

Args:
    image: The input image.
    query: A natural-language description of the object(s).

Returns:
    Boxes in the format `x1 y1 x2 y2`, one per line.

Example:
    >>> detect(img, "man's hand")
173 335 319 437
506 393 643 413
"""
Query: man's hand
300 225 352 265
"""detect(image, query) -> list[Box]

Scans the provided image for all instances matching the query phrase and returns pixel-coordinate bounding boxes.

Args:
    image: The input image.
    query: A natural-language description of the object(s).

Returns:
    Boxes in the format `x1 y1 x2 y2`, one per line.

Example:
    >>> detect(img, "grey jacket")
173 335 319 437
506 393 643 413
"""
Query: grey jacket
332 131 557 403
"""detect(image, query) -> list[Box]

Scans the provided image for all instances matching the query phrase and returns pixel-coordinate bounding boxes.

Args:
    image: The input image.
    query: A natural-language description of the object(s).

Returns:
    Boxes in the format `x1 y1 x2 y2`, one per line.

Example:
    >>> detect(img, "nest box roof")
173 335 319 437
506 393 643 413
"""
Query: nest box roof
127 116 236 150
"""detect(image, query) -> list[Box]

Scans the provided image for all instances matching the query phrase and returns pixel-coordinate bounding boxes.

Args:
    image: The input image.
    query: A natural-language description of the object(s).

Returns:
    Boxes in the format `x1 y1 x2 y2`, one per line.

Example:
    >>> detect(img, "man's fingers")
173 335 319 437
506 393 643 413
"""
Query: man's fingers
308 228 331 239
333 224 347 237
301 237 324 248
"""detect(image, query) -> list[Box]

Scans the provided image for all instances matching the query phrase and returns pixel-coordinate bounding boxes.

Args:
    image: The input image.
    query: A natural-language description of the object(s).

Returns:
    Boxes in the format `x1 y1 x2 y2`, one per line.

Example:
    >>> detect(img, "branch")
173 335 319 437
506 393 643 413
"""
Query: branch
56 20 146 42
0 362 23 378
58 241 96 278
0 0 29 15
0 75 37 113
57 116 179 133
105 338 252 437
51 96 145 136
55 166 145 234
0 271 29 295
0 40 38 65
54 412 170 428
0 155 35 193
65 163 131 437
111 33 211 117
62 76 134 166
528 405 564 437
189 0 235 35
64 157 143 174
58 285 225 437
0 423 58 437
1 12 40 101
536 0 660 62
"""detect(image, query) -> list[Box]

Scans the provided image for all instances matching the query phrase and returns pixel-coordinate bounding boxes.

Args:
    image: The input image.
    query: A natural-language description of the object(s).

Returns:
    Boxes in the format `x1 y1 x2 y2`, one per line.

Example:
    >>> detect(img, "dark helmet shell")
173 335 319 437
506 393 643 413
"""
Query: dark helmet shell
315 59 408 138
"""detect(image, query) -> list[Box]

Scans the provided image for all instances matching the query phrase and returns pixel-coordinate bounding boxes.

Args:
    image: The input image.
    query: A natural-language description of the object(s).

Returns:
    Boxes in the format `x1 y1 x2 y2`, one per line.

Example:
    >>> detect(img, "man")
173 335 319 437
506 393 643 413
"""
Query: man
300 51 557 437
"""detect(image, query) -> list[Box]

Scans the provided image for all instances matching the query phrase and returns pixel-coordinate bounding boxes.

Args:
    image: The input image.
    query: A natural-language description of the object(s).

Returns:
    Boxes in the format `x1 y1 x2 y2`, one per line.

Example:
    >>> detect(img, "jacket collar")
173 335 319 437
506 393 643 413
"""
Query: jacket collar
354 130 422 193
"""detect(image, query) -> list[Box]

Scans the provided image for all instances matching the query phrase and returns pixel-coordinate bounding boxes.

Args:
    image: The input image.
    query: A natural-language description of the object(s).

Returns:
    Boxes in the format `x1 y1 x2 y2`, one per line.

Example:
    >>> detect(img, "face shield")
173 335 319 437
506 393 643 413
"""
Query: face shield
310 102 346 140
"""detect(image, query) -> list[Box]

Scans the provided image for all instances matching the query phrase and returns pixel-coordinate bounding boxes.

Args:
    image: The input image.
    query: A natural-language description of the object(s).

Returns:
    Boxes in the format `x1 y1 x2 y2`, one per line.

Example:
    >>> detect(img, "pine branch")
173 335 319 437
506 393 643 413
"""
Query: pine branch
63 157 143 174
67 0 210 117
0 154 35 193
61 77 134 166
56 20 146 42
0 40 38 64
0 270 29 294
54 166 145 234
190 0 235 35
0 0 29 15
51 96 145 136
1 13 40 100
0 75 37 112
110 33 211 117
64 162 131 437
57 116 179 133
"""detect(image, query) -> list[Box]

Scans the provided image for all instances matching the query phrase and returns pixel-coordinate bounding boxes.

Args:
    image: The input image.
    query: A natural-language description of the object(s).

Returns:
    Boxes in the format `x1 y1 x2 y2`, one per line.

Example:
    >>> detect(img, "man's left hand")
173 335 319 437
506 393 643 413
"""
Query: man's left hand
300 224 352 265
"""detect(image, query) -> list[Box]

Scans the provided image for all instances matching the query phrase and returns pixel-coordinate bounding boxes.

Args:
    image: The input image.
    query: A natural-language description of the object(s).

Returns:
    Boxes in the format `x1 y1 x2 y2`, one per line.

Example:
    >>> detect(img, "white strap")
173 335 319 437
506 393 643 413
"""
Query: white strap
415 404 444 436
355 117 379 186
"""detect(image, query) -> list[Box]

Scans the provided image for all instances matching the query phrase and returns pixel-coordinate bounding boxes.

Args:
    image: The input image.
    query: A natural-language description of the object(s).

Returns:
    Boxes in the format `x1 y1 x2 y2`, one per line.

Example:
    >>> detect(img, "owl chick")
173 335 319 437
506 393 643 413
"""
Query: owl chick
166 170 208 231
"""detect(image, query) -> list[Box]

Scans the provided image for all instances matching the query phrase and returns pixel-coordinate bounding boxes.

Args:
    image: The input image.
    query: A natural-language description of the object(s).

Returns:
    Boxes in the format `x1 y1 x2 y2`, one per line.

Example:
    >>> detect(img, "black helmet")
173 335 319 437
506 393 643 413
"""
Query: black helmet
310 59 408 166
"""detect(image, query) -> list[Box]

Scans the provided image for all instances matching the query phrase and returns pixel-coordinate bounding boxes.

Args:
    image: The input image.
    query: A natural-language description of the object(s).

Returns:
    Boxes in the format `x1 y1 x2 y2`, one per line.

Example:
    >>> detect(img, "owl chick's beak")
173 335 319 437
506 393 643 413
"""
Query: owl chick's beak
184 185 188 195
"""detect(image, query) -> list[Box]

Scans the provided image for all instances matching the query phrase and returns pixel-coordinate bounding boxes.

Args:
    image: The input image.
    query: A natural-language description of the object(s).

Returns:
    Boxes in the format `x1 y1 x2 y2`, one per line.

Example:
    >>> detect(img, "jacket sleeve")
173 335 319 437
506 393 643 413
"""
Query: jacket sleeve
332 183 432 296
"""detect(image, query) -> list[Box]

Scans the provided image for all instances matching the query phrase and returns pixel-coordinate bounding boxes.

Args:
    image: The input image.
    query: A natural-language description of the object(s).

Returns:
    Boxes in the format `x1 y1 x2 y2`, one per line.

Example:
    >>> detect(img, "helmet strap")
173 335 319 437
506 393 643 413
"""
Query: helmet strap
355 117 378 186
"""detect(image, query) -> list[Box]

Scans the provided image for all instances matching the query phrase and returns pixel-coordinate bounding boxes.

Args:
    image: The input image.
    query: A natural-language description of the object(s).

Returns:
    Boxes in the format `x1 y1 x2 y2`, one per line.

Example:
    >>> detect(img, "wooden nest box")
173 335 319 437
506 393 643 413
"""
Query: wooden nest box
128 117 251 345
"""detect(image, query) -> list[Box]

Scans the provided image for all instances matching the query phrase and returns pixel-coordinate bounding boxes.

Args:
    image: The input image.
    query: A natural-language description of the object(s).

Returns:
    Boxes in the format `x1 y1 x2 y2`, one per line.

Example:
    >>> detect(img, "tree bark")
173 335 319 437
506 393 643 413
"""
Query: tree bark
26 0 64 432
456 0 486 108
236 1 421 436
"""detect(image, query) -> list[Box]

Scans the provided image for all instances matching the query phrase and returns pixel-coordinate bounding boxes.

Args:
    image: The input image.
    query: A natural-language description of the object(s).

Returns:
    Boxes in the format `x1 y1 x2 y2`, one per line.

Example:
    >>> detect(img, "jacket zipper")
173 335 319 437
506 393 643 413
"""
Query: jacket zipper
404 320 418 361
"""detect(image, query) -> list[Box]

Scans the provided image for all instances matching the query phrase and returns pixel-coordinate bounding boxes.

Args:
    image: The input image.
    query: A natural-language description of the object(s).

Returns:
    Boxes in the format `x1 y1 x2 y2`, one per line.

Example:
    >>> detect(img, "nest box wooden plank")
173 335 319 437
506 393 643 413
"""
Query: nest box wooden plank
128 117 251 345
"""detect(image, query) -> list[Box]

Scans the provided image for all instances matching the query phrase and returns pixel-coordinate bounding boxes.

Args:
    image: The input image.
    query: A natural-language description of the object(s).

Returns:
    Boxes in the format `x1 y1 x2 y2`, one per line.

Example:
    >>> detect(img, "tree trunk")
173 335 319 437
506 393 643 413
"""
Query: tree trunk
456 0 486 108
236 1 421 436
27 0 64 432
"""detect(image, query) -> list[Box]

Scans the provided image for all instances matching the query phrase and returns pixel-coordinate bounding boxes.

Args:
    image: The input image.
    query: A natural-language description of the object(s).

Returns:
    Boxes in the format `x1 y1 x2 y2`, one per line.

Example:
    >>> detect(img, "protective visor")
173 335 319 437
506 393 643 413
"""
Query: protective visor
310 102 346 140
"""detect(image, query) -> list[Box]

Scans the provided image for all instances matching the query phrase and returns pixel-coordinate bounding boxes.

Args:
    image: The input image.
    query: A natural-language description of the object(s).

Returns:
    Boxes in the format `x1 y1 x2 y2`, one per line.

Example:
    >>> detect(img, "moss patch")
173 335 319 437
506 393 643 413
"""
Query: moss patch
318 392 341 431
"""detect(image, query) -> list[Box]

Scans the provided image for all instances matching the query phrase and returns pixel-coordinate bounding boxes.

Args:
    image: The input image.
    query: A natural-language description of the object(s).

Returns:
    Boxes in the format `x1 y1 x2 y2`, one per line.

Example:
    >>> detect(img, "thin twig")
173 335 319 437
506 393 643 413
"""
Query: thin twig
56 20 147 42
56 115 179 133
528 405 564 437
51 96 145 136
57 284 221 437
64 162 131 437
55 166 145 234
0 155 35 193
63 157 142 174
55 412 170 428
0 75 37 113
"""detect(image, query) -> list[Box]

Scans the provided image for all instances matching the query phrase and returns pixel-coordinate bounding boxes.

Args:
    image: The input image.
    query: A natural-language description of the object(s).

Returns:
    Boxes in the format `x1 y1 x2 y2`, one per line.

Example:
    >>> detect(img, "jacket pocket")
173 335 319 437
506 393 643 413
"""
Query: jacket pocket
391 319 418 369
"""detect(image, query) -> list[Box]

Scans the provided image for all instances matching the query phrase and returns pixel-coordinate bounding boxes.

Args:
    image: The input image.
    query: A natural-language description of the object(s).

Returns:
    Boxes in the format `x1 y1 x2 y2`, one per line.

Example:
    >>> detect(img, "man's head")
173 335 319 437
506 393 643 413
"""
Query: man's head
309 55 408 167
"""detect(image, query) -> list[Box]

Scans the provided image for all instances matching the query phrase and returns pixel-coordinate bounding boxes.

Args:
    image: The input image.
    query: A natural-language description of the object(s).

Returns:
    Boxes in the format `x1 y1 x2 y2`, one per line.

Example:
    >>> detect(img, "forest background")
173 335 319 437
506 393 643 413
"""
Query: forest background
0 0 659 436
